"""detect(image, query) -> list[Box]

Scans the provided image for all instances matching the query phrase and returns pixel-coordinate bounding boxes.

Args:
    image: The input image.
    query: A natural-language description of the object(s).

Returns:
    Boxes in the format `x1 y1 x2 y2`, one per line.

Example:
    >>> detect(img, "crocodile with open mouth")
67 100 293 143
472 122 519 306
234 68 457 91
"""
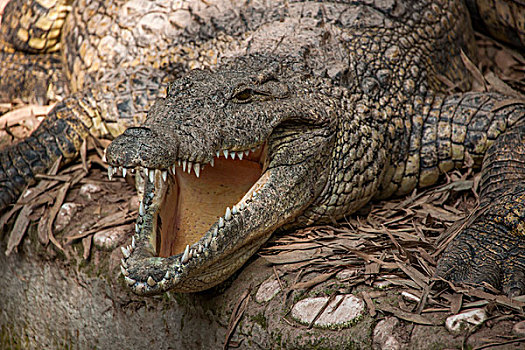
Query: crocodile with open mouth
1 0 525 295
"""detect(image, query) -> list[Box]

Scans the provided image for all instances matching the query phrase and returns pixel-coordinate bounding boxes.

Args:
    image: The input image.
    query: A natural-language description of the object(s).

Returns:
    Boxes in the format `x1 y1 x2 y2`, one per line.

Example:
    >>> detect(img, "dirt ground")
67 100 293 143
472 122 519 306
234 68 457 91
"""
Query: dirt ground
0 3 524 349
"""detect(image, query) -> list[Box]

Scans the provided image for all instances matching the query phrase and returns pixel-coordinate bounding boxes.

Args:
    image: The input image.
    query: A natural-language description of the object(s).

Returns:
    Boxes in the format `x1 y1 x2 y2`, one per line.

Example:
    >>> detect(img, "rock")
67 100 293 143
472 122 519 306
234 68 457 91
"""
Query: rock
513 320 525 336
93 226 130 251
373 317 401 350
336 268 357 280
79 183 103 200
445 308 487 333
255 277 281 303
54 203 79 232
291 294 364 328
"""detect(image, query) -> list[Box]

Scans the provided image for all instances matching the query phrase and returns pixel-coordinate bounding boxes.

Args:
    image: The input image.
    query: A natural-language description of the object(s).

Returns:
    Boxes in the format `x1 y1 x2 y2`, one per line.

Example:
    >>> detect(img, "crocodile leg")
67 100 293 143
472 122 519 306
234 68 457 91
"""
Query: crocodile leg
426 94 525 294
465 0 525 48
0 66 169 211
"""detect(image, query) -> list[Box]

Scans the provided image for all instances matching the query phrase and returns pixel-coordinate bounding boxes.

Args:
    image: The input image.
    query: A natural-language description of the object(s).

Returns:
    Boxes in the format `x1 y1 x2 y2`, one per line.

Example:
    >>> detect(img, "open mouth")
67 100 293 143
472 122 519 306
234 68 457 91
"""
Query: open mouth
110 143 270 293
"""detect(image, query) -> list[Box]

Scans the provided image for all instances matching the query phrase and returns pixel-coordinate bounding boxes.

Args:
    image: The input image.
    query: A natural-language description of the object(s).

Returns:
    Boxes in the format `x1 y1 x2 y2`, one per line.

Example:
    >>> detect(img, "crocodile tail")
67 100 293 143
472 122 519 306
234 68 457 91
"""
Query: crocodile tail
0 98 90 211
0 0 72 53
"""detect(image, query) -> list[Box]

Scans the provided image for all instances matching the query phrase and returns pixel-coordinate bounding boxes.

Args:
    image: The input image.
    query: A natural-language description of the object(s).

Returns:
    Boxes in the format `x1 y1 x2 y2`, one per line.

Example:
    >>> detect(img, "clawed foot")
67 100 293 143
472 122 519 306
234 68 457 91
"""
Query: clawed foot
436 198 525 297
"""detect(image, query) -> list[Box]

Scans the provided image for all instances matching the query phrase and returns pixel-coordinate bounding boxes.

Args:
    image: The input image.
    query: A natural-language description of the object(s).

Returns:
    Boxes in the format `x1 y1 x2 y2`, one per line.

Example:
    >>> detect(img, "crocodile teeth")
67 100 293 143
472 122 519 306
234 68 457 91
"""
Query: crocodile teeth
189 249 194 259
121 258 127 268
218 217 225 228
139 201 145 216
251 148 256 153
148 169 155 183
239 202 246 210
232 206 238 215
213 227 218 236
223 149 229 158
170 164 176 174
124 276 136 286
162 170 168 182
244 150 250 156
181 244 190 264
187 161 193 174
164 271 170 280
147 276 156 287
120 265 129 276
225 207 232 221
143 167 148 176
107 166 113 180
121 246 130 258
122 168 127 177
198 244 203 253
194 163 200 177
216 151 221 157
238 152 244 160
131 236 136 249
135 223 139 233
231 152 236 160
182 160 187 172
102 149 107 163
210 158 215 167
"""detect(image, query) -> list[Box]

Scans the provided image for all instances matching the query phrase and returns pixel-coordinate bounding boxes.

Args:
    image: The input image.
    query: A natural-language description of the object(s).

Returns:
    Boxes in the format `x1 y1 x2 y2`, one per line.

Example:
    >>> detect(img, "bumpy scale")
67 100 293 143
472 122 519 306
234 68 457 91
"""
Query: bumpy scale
0 0 524 295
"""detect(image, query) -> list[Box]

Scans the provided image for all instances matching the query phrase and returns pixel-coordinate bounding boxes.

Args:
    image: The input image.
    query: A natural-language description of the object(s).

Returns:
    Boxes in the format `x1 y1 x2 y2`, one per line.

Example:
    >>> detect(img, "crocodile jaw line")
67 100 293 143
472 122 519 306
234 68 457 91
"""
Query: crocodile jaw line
120 146 278 294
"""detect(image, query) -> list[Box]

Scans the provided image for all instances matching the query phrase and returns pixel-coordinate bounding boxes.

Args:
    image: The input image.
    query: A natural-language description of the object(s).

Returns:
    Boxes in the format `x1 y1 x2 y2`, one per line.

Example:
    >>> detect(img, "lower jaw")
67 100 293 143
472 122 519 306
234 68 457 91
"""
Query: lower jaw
155 157 263 257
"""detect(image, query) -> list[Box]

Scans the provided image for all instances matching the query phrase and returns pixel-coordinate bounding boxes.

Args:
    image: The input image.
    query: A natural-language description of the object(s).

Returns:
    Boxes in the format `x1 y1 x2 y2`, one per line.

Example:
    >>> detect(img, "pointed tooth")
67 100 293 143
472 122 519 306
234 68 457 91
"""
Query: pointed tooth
102 149 107 163
216 151 220 157
139 201 145 216
121 258 127 267
171 164 177 174
218 217 225 228
187 161 193 174
244 150 250 156
135 223 140 233
162 170 168 182
181 244 190 264
131 236 136 249
143 167 149 176
231 152 236 160
164 271 170 280
121 246 130 258
189 249 194 259
225 207 232 221
223 149 229 158
120 265 129 276
194 163 201 177
232 206 238 215
108 166 113 180
125 276 136 286
213 227 218 236
240 202 246 210
148 169 154 183
251 148 256 153
238 152 243 160
147 276 156 287
198 244 203 253
210 158 215 167
122 168 127 177
182 160 187 172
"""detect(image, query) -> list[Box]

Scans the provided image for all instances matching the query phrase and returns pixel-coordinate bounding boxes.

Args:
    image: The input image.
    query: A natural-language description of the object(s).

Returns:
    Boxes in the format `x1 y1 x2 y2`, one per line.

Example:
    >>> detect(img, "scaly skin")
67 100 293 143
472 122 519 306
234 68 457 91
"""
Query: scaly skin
1 0 525 294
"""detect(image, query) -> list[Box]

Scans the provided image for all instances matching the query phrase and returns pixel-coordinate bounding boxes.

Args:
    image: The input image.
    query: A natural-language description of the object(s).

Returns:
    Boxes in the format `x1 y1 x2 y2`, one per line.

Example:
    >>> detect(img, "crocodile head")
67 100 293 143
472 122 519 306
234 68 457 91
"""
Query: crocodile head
106 57 336 294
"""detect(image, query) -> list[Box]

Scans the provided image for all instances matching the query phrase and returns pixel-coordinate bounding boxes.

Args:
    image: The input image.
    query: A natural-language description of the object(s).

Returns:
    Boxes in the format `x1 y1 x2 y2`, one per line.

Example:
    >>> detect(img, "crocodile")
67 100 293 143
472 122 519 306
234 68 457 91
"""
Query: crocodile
1 0 524 295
